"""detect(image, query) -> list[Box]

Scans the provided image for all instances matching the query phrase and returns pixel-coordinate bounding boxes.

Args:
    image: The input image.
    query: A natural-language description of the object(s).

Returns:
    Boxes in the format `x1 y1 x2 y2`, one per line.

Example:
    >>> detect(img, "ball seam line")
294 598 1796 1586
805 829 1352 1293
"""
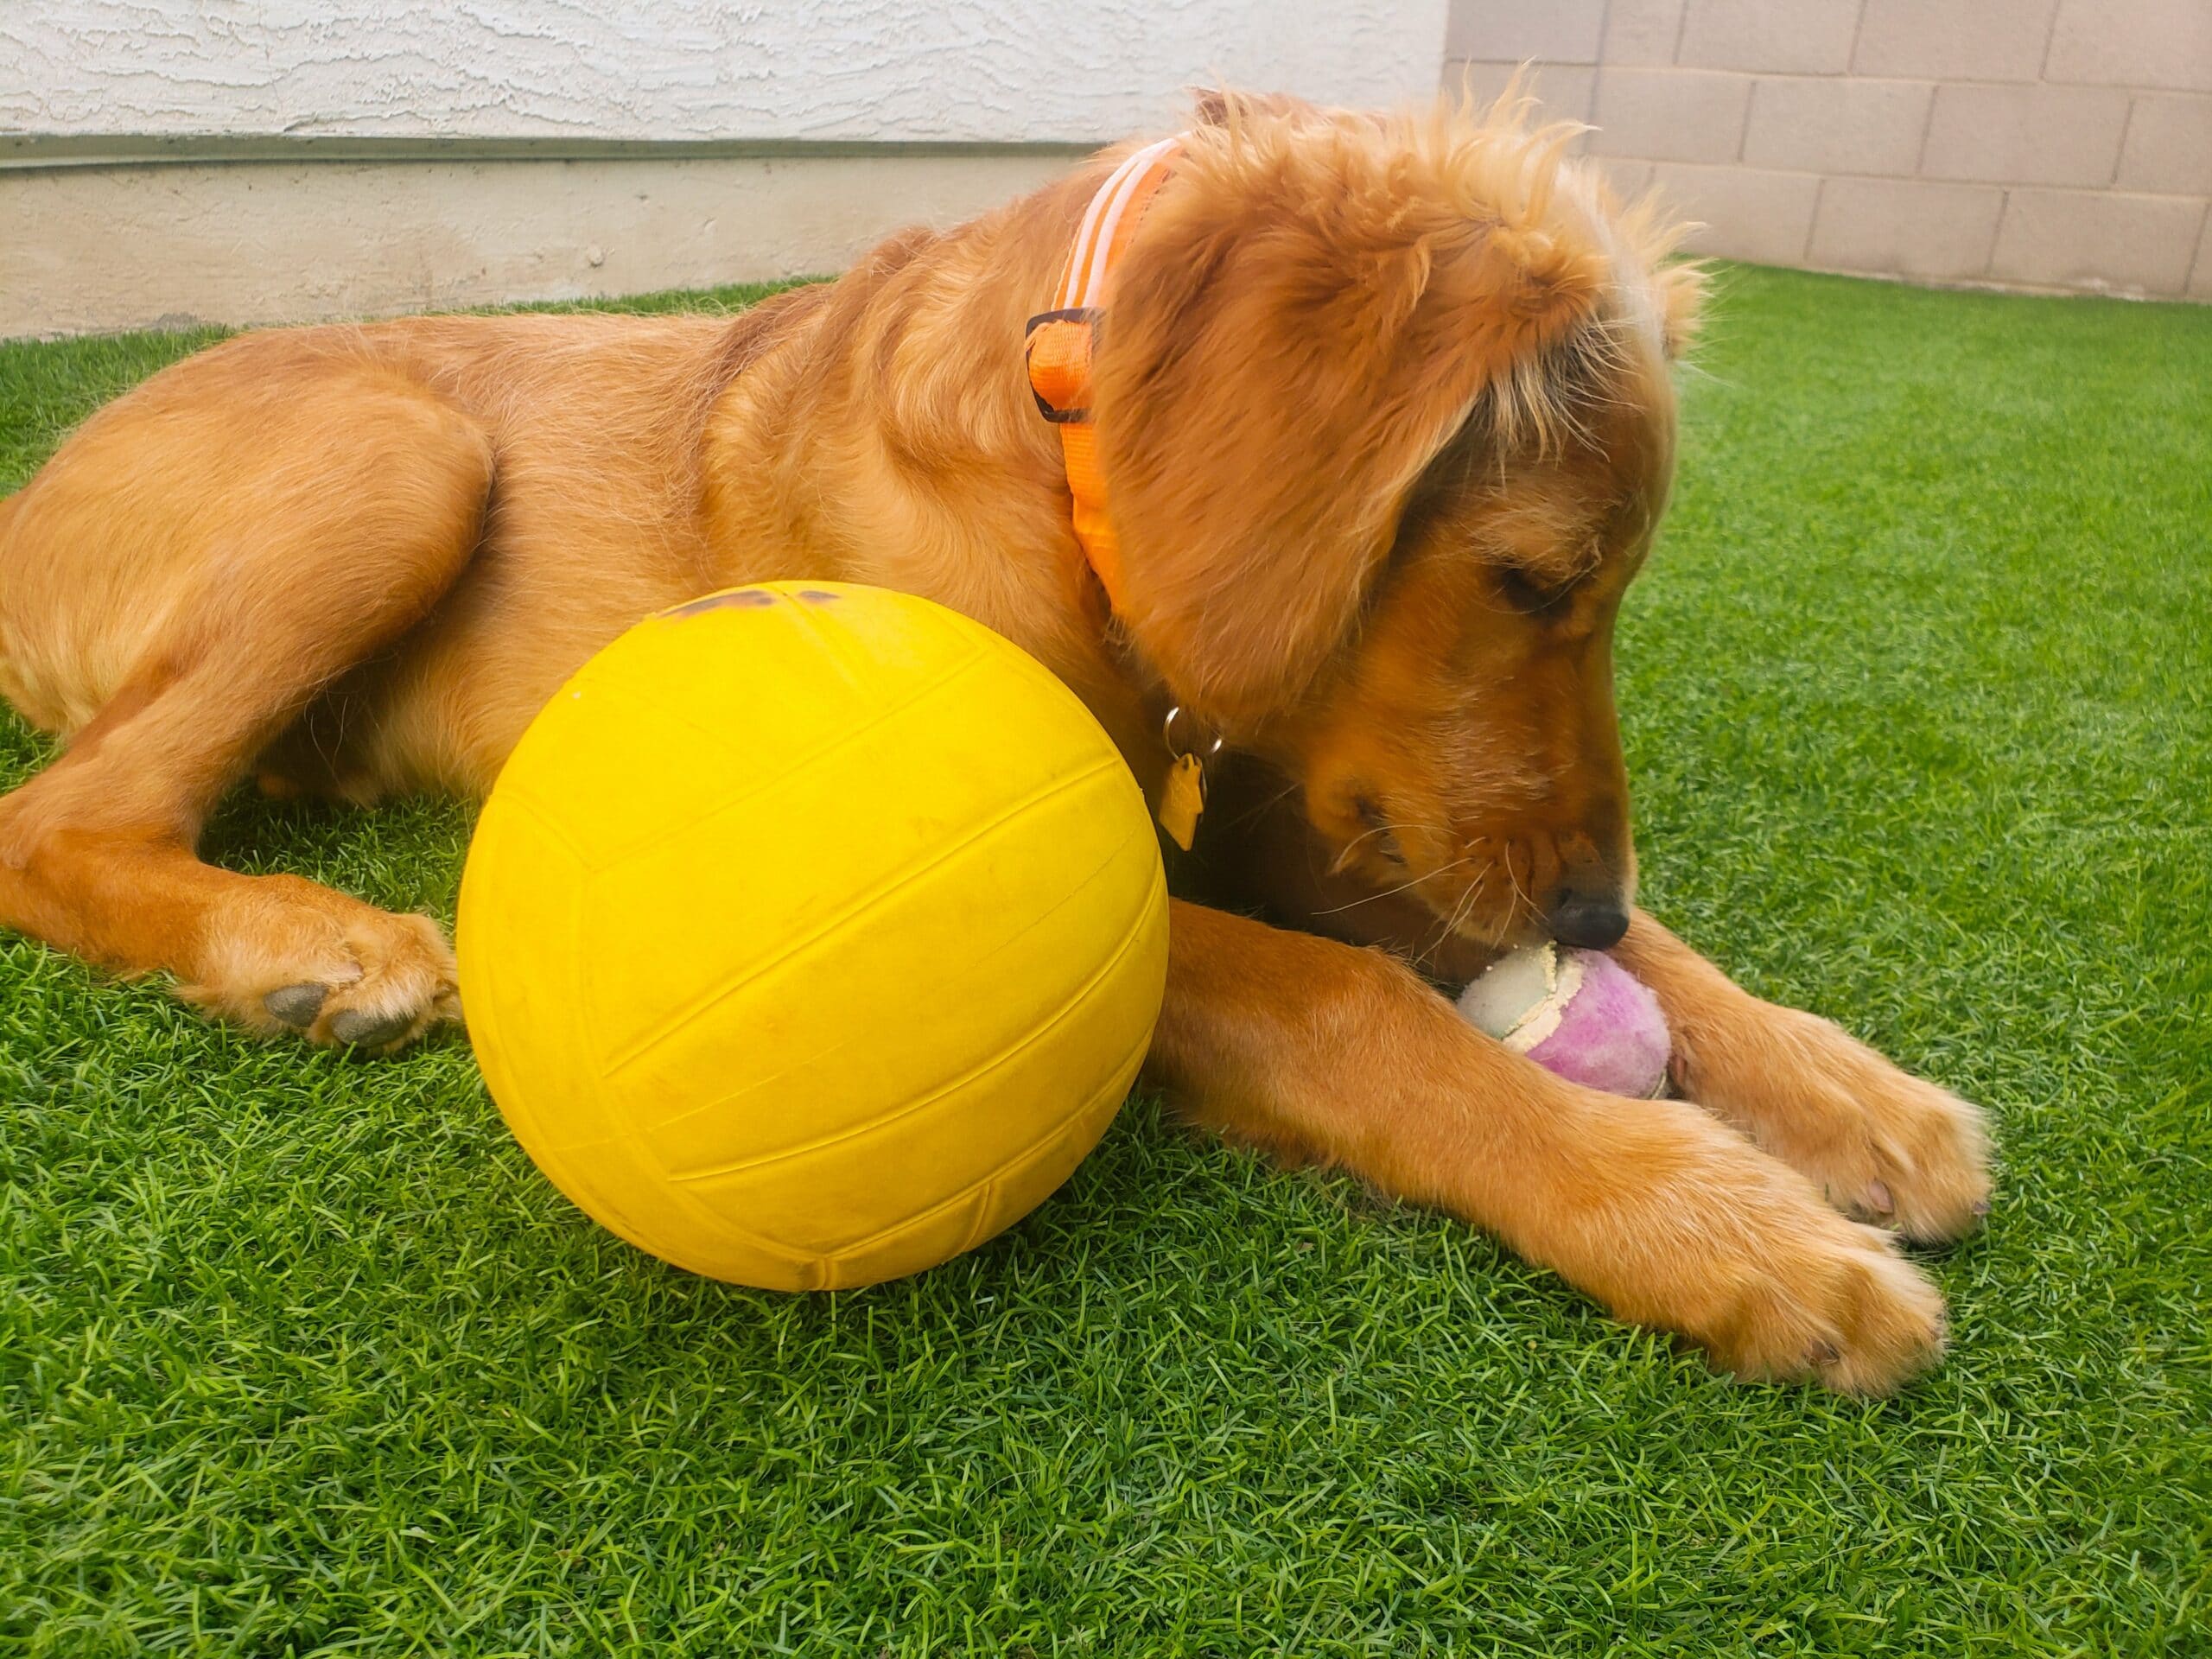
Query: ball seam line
818 1015 1152 1263
540 642 995 876
600 754 1125 1077
639 814 1160 1144
661 855 1165 1185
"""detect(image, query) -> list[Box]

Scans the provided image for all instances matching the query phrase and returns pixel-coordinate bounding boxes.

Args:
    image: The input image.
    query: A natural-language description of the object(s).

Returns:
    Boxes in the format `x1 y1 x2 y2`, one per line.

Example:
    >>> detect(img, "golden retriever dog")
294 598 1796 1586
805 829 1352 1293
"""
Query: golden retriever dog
0 94 1989 1390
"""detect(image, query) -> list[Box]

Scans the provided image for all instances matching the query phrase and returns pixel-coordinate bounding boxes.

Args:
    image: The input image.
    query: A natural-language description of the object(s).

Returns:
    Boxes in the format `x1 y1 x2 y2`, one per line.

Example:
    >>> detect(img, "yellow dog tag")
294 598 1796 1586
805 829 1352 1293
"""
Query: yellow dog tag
1158 752 1205 850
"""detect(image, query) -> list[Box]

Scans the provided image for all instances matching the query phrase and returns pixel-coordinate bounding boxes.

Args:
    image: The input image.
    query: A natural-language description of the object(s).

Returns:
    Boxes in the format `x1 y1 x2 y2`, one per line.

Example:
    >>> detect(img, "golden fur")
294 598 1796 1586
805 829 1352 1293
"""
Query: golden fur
0 94 1989 1390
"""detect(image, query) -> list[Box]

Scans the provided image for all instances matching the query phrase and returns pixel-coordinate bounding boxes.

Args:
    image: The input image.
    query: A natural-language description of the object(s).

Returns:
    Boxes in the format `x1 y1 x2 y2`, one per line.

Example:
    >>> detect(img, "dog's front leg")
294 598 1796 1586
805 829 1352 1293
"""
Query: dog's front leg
1614 909 1993 1243
1147 899 1948 1392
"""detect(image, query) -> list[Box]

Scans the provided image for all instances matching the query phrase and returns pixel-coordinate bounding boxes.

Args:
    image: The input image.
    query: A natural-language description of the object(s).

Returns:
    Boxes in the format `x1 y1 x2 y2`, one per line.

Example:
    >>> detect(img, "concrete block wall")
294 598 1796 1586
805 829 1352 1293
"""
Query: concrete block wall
1447 0 2212 299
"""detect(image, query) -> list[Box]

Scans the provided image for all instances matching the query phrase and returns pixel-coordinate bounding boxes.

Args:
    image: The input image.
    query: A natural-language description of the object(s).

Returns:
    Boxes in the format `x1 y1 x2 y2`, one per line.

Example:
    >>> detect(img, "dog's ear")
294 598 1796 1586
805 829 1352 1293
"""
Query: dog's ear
1654 261 1705 360
1091 154 1611 726
1612 188 1705 361
1189 86 1325 129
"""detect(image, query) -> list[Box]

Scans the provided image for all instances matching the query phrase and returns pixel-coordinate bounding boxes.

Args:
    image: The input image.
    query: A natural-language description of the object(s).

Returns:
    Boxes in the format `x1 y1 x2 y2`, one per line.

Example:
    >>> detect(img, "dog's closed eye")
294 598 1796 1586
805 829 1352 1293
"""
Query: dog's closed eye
1352 794 1407 865
1496 566 1576 616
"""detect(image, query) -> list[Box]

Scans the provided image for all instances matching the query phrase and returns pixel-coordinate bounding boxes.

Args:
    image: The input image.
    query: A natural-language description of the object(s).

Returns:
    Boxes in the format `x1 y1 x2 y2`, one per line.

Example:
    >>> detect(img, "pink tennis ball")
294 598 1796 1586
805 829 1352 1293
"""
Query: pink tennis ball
1457 942 1672 1098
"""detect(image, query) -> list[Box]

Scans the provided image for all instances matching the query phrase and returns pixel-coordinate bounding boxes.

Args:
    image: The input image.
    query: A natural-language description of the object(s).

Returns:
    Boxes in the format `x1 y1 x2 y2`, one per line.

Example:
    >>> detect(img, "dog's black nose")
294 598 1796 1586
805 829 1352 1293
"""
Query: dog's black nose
1548 893 1630 950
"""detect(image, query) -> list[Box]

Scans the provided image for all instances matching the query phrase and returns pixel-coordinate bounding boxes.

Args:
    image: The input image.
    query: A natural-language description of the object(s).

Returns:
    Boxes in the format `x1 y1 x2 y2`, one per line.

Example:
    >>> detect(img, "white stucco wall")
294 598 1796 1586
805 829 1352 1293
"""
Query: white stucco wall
5 2 1450 143
3 2 1451 335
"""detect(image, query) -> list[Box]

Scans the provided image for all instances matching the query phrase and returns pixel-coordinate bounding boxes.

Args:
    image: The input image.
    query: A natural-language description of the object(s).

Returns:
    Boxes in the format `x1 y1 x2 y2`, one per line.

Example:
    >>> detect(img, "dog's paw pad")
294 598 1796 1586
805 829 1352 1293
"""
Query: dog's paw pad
328 1007 418 1049
264 982 329 1027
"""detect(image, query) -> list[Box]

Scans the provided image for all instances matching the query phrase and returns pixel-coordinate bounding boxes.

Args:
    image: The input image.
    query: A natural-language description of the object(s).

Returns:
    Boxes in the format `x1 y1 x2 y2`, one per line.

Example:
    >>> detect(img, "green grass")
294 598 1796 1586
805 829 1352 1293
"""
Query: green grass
3 265 2209 1656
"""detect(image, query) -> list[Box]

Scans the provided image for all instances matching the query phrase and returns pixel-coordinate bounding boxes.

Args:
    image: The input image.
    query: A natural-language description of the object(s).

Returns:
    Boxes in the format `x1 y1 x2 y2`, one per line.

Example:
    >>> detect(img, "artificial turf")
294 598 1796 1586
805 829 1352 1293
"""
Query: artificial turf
2 264 2208 1656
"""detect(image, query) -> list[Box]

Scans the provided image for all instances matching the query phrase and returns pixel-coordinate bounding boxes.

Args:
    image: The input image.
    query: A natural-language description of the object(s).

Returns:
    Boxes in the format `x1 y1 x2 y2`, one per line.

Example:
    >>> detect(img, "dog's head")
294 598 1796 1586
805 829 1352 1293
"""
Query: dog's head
1091 93 1700 951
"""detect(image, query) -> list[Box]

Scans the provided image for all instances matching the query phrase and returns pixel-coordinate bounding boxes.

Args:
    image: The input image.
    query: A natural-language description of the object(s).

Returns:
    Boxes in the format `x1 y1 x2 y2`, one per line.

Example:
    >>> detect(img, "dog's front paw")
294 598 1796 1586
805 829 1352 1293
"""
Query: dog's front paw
1699 1209 1950 1394
1586 1105 1952 1394
180 875 460 1054
1692 1008 1993 1244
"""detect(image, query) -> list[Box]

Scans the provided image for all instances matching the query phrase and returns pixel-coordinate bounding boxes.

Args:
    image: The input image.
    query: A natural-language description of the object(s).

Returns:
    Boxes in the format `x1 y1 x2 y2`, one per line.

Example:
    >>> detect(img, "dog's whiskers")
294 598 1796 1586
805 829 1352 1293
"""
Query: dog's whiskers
1314 849 1478 915
1222 779 1301 833
1326 817 1451 878
1415 861 1495 968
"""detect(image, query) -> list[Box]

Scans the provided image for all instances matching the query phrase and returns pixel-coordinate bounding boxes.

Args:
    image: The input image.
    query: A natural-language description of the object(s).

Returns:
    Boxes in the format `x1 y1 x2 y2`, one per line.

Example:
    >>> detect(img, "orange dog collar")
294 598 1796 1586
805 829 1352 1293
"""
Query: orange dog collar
1025 136 1182 620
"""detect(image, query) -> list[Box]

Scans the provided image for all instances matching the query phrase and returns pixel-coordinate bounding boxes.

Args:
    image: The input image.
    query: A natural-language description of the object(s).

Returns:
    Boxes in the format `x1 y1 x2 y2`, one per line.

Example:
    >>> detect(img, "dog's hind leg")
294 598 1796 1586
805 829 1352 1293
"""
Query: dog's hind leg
0 368 493 1051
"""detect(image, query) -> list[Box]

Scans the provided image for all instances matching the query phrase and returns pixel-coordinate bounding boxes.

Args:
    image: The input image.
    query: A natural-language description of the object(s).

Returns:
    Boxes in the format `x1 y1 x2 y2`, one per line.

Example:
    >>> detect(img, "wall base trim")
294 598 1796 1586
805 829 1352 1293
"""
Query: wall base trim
2 131 1096 171
3 147 1081 339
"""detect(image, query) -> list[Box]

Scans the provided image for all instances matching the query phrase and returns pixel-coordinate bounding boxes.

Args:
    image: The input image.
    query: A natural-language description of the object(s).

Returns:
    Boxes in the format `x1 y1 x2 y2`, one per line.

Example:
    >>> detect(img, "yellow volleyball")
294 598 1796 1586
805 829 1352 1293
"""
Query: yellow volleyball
456 582 1168 1290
